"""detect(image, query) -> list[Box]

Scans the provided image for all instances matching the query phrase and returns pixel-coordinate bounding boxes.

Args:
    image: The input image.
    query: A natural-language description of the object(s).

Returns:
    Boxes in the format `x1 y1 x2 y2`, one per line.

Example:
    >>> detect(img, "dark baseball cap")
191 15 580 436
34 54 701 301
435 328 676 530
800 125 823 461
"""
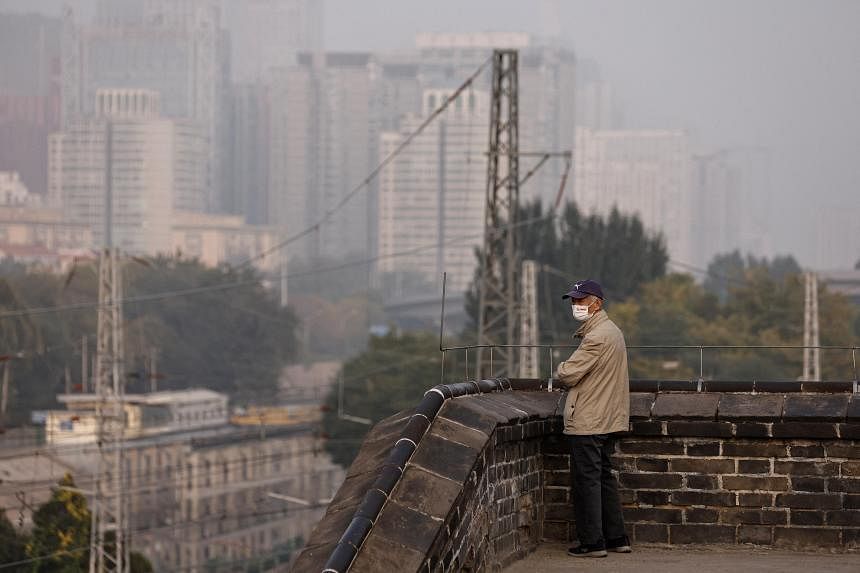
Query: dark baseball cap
562 279 604 301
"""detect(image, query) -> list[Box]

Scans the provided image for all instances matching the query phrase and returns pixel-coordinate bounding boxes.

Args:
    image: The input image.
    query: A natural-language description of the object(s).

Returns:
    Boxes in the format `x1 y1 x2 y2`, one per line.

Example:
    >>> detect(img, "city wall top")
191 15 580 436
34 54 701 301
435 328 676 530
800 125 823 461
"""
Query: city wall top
294 378 859 572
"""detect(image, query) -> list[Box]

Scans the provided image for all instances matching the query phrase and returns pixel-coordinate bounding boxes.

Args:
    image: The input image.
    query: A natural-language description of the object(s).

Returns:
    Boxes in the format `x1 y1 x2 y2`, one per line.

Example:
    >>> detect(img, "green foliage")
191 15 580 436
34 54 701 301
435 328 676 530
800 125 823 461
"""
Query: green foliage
4 474 155 572
616 260 859 381
121 257 299 404
704 250 801 302
0 509 28 570
0 256 300 422
465 200 669 343
322 332 442 467
26 474 90 572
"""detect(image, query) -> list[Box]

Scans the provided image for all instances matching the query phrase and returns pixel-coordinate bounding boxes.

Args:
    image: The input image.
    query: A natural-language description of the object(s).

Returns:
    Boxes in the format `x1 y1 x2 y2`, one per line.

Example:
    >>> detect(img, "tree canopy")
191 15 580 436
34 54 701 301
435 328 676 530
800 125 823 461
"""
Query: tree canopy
0 256 300 424
464 200 669 344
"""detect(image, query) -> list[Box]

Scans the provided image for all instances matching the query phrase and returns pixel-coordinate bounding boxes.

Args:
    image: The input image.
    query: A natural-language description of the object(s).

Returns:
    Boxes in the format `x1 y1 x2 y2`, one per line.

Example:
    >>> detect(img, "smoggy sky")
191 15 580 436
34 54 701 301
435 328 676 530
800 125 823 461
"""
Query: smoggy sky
324 0 860 268
3 0 858 268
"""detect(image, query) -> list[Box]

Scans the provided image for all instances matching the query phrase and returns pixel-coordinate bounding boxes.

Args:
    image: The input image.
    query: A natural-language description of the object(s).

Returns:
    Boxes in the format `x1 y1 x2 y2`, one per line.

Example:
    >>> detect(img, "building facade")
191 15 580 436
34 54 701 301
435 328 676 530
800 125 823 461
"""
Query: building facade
62 0 226 211
692 148 773 267
0 12 62 197
377 88 489 294
50 89 205 254
32 388 344 571
269 52 381 262
171 210 278 273
573 127 695 264
223 0 323 82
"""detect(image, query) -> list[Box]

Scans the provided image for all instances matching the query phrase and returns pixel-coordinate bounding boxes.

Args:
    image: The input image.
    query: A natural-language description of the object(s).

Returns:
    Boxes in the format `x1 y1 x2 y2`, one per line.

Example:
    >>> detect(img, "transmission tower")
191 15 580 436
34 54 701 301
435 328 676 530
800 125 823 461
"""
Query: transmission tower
90 119 129 573
519 260 539 378
476 49 520 378
802 271 820 381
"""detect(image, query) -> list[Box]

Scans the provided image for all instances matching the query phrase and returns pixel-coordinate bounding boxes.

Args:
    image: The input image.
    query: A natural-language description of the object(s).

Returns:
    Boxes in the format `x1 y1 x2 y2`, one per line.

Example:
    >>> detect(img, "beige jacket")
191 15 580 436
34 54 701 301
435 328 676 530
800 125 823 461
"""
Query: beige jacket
556 310 630 435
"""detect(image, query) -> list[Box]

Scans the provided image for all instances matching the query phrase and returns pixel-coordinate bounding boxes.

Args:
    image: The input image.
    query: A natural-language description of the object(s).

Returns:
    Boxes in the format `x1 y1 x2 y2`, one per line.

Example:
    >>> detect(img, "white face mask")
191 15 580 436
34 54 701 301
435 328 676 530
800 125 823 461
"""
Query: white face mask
572 303 592 322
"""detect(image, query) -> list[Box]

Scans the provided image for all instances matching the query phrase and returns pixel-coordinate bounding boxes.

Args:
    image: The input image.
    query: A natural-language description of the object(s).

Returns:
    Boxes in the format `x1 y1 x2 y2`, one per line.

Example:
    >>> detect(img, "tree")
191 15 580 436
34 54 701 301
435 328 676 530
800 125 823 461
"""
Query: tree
614 257 859 381
0 509 28 570
121 257 300 404
26 474 91 572
0 256 301 420
21 474 154 573
465 200 668 342
704 250 801 302
322 332 442 467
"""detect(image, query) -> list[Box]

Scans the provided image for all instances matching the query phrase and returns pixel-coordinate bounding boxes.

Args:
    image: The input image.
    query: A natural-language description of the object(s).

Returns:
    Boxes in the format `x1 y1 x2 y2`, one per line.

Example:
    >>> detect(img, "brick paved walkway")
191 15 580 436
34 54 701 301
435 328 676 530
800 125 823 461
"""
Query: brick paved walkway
504 543 859 572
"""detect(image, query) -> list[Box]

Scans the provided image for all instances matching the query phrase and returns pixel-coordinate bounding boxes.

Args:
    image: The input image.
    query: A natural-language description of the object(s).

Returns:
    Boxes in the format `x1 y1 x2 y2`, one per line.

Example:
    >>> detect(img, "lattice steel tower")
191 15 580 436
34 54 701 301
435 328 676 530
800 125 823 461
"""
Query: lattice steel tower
90 120 130 573
476 50 520 378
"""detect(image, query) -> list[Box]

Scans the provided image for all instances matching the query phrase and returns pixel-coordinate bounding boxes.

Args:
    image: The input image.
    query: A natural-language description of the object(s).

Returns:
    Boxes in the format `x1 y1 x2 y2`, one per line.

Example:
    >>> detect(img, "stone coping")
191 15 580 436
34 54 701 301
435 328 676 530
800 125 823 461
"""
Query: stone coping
294 380 860 572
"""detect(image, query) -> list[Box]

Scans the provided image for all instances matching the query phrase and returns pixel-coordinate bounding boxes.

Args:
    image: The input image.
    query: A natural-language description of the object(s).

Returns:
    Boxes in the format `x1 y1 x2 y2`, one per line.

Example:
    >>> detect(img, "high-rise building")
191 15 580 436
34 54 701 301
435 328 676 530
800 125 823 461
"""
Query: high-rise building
692 149 772 266
373 33 577 292
378 88 489 294
223 0 323 82
0 12 61 197
50 89 205 254
62 1 226 211
225 83 271 224
573 127 695 264
414 33 577 206
575 58 620 130
269 52 380 262
814 203 860 271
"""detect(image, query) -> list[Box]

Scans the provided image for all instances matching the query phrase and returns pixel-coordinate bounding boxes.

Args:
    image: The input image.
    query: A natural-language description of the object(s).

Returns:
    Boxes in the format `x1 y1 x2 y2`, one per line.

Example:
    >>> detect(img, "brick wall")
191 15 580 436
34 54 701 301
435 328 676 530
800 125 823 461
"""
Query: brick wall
294 386 560 572
543 391 860 550
294 384 859 573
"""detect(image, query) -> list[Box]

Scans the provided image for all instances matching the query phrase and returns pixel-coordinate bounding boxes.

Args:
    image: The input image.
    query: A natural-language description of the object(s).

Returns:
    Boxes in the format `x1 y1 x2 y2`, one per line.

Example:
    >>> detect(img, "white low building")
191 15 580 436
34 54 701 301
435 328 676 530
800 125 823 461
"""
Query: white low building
46 389 229 445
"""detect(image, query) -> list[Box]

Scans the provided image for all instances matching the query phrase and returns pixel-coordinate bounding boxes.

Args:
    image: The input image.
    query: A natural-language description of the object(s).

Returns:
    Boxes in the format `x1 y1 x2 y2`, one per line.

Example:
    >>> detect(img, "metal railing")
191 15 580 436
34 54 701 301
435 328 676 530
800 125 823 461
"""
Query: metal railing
439 343 860 387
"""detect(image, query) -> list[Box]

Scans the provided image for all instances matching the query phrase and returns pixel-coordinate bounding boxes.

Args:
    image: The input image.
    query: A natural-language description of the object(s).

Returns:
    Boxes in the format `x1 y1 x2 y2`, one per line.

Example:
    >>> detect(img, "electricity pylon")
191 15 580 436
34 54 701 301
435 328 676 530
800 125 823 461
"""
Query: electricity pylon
476 49 520 378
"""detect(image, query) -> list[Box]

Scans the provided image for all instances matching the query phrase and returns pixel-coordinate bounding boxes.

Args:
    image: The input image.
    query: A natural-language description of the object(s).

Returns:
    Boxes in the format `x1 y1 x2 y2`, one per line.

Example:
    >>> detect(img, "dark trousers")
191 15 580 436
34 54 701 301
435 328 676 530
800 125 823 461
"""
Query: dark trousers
570 434 627 546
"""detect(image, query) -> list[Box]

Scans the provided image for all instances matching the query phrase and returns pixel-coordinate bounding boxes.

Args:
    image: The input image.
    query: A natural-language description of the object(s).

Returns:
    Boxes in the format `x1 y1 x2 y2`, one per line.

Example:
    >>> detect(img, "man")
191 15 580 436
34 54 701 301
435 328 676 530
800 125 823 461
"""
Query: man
555 279 631 558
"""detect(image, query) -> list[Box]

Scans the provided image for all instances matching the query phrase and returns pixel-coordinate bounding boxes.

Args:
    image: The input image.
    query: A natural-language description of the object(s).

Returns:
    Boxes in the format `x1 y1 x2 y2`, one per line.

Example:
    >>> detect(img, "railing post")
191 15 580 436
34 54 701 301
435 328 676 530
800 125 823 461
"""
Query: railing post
852 348 858 394
489 346 494 379
464 348 469 381
548 346 554 391
440 349 446 385
699 346 704 381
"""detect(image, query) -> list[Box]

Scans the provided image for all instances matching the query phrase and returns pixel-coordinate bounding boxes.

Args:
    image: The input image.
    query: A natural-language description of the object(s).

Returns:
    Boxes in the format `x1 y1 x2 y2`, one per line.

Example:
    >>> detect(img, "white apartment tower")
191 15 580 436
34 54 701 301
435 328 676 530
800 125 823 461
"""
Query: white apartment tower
573 127 694 264
50 89 205 254
378 88 489 294
269 53 380 262
63 0 225 211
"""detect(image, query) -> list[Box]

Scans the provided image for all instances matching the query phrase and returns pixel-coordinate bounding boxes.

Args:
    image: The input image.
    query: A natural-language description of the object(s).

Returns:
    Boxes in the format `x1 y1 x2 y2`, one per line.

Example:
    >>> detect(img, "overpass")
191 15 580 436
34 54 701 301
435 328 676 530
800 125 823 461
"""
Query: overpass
294 377 859 572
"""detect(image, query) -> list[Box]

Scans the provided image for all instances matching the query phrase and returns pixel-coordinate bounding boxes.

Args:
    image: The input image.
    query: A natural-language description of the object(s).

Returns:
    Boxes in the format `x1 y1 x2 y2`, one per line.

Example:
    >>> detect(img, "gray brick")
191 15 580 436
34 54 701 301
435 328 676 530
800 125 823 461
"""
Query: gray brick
783 394 850 421
652 393 720 420
718 393 784 421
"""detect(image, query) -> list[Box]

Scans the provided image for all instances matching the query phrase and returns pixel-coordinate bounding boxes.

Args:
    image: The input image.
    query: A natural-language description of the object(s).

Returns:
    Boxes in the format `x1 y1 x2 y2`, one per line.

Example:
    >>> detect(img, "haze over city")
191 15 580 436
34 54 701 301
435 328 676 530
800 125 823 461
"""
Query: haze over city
3 0 858 268
0 2 858 572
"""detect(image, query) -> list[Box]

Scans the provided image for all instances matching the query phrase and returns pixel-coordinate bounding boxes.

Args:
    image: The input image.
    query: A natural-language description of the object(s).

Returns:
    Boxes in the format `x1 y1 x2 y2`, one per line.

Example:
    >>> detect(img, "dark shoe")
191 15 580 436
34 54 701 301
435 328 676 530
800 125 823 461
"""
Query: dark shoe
606 535 632 553
567 543 608 558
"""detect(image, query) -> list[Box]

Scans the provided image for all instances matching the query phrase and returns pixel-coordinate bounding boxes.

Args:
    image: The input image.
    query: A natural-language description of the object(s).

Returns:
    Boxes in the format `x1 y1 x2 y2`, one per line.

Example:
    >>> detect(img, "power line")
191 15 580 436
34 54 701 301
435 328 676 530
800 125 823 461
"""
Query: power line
0 213 555 322
234 56 493 271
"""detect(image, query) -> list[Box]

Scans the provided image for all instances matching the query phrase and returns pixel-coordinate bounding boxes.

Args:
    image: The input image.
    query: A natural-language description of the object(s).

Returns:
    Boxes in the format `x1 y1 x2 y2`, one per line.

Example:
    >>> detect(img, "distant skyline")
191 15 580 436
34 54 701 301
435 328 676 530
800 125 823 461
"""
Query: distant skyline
2 0 858 269
323 0 859 269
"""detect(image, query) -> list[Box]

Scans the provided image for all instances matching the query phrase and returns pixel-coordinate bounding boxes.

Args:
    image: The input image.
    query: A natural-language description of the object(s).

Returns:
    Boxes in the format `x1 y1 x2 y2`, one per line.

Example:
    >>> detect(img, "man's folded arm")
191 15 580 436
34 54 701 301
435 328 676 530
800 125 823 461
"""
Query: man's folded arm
556 334 602 388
